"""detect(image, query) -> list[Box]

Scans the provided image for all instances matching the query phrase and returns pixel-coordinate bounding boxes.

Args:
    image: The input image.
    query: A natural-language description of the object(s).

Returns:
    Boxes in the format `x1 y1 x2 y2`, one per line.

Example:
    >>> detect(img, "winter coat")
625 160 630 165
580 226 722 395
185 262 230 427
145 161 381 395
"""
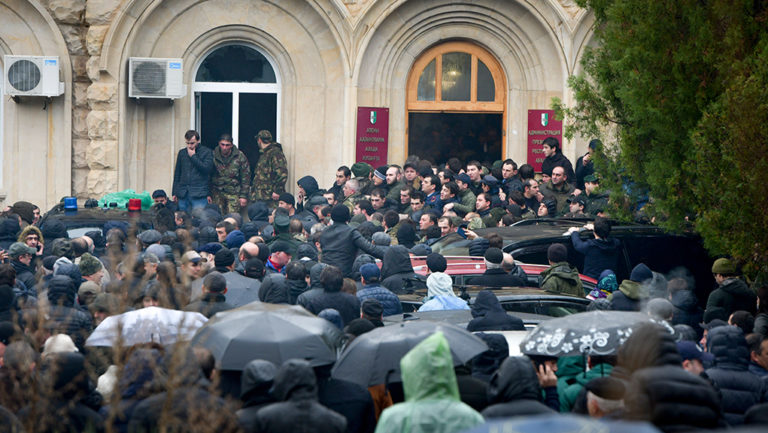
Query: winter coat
540 180 575 216
237 360 277 432
375 333 483 433
705 325 767 425
670 289 704 336
570 232 620 280
559 363 613 412
259 273 291 304
541 152 576 182
452 188 476 216
539 262 584 297
482 356 555 418
471 333 510 383
10 259 37 294
380 245 424 295
455 366 490 412
46 275 93 350
307 291 361 327
584 190 610 216
103 348 164 433
469 268 526 289
704 278 757 323
221 271 260 307
574 154 594 191
287 278 308 305
320 222 386 278
211 145 250 198
254 360 347 433
755 313 768 336
608 280 647 311
315 365 377 433
251 142 288 204
0 217 20 250
357 284 403 317
172 145 214 199
466 290 524 332
625 364 723 432
184 293 234 318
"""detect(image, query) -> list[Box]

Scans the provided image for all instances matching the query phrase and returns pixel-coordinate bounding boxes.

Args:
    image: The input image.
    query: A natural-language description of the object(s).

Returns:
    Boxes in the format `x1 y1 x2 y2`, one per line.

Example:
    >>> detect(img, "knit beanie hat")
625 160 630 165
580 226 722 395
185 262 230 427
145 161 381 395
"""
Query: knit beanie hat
330 205 350 223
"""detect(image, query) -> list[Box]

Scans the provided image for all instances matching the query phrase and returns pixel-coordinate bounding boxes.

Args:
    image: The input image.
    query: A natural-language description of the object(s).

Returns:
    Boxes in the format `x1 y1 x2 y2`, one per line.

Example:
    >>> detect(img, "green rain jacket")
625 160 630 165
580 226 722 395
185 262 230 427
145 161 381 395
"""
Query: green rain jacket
539 262 584 297
374 332 484 433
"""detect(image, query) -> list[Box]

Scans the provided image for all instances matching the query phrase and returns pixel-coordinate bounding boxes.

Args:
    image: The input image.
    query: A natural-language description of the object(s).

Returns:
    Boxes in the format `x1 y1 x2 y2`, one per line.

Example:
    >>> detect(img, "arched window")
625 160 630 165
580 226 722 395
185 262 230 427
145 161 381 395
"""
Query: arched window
192 44 280 172
406 42 506 162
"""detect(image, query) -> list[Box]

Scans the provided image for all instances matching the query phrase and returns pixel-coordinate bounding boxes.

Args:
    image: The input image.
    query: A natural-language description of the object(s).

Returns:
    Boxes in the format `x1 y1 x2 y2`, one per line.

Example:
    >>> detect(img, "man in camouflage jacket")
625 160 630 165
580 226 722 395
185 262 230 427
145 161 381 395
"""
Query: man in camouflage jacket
211 134 251 214
251 130 287 207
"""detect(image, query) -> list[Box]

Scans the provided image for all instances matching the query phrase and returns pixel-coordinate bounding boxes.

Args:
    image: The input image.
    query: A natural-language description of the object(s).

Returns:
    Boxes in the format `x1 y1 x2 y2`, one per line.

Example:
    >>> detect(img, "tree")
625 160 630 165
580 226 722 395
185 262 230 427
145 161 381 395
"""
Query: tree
555 0 768 276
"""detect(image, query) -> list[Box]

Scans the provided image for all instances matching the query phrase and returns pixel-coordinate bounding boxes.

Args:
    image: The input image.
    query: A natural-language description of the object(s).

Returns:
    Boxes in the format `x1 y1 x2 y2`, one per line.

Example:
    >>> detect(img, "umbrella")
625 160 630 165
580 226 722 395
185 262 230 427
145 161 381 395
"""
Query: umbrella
461 414 661 433
190 302 343 370
85 307 207 347
331 320 488 387
519 310 657 357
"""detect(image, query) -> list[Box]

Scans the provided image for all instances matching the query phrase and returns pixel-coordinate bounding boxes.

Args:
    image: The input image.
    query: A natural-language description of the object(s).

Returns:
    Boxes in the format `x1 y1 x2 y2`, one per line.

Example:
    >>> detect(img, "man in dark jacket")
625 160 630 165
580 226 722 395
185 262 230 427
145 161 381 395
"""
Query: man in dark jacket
705 325 767 425
254 359 347 433
482 356 555 418
704 258 757 322
569 218 620 280
319 205 385 278
307 266 361 326
314 363 377 433
237 359 277 432
380 245 424 295
184 272 234 318
470 248 526 288
297 175 324 212
609 263 651 311
356 263 402 317
172 129 214 211
467 290 524 332
668 277 704 337
46 275 93 351
8 242 36 293
540 137 576 183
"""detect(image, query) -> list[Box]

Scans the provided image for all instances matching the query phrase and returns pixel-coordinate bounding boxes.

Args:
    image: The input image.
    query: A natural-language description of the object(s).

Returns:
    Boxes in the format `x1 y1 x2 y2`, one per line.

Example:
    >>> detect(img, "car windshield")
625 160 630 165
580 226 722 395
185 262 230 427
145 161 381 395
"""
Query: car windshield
67 227 102 238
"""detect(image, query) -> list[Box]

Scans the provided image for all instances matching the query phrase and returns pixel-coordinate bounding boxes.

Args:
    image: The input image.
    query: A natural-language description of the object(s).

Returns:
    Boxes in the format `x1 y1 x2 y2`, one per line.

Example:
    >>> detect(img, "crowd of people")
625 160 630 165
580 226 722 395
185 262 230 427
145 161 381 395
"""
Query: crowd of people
0 130 766 432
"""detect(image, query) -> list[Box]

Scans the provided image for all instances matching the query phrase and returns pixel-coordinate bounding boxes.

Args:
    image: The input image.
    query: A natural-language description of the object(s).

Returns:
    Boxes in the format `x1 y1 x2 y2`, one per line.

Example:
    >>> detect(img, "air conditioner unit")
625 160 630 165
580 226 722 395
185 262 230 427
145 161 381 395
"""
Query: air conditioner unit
3 55 65 97
129 57 185 99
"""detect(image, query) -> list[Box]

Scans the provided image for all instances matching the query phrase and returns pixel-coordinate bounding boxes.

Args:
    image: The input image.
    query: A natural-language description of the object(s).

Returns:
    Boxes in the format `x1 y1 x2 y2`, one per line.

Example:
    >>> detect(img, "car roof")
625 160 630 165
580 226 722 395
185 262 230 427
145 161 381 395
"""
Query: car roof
39 206 156 233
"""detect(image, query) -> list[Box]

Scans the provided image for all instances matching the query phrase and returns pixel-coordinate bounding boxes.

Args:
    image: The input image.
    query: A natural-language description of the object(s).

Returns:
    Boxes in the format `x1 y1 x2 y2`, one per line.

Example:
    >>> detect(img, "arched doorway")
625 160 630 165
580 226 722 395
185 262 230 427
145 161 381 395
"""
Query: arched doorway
192 44 280 172
406 41 506 164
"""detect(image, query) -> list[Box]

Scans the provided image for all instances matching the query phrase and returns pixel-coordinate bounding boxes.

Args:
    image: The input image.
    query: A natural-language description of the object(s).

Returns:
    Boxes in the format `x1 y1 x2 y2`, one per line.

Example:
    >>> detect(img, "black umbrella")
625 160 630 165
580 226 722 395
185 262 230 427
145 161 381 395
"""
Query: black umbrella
190 302 343 370
519 310 658 357
331 320 487 387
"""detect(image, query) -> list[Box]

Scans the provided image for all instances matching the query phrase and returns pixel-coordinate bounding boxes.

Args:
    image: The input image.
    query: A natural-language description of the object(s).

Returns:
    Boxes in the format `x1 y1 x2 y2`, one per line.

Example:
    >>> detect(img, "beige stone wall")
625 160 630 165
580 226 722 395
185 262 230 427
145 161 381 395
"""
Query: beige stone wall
1 0 594 209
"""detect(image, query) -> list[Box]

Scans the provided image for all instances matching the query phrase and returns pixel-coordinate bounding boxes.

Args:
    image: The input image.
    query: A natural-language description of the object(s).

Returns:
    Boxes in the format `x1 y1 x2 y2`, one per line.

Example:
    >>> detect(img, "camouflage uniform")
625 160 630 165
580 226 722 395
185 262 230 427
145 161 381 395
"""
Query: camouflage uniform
342 192 363 213
251 142 288 207
211 145 251 214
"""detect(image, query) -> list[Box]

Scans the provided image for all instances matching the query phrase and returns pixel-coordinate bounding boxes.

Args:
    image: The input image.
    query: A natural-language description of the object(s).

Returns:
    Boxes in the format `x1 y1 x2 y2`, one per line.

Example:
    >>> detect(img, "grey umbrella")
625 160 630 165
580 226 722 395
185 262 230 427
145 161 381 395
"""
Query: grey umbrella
519 310 661 357
190 302 343 370
331 320 488 387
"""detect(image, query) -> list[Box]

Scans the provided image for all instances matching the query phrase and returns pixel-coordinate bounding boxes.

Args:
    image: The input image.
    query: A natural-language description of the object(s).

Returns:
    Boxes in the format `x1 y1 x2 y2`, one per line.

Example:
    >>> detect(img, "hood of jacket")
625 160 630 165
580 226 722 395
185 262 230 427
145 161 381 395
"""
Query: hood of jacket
471 333 509 380
719 278 754 299
247 201 270 222
618 279 648 300
487 356 541 404
380 245 413 279
296 242 319 262
18 225 44 245
470 290 505 318
401 331 460 402
309 262 328 289
297 176 320 197
241 359 277 403
592 237 620 251
670 289 698 311
426 272 455 299
47 275 76 306
271 359 317 402
707 325 749 370
0 217 20 241
543 262 582 285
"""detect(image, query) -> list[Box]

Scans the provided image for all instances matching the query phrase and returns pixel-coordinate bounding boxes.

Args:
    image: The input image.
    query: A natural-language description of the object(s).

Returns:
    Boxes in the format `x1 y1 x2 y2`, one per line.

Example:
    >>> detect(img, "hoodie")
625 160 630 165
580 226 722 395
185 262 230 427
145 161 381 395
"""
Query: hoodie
467 290 524 332
482 356 554 418
609 279 649 311
381 245 423 294
237 360 277 432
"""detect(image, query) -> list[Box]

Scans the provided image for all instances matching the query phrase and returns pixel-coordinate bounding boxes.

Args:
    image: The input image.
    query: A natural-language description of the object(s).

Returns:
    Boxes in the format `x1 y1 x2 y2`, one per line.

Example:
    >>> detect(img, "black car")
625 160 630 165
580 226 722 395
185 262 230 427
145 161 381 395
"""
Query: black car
430 219 715 303
39 204 157 240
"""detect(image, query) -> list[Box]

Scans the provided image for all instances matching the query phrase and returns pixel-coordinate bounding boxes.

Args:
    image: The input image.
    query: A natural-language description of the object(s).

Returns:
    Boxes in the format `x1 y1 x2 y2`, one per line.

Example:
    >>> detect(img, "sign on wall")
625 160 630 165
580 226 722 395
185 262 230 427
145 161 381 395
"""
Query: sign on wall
527 109 563 172
356 107 389 164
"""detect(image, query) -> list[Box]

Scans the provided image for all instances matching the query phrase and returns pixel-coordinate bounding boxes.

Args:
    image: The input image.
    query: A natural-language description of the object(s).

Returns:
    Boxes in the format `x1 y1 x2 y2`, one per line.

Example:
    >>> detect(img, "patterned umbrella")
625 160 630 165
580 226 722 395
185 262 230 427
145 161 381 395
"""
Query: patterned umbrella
519 310 659 357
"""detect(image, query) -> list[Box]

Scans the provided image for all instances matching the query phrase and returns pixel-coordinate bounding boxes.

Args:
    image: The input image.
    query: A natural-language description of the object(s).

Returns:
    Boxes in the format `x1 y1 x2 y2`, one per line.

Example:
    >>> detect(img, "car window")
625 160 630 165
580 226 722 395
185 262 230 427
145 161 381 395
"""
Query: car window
537 301 587 317
67 227 102 238
499 301 538 315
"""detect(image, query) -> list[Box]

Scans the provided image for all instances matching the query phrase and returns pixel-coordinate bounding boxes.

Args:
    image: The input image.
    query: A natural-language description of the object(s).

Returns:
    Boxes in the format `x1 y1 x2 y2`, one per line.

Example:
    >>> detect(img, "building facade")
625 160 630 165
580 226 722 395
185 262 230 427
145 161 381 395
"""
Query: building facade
0 0 595 210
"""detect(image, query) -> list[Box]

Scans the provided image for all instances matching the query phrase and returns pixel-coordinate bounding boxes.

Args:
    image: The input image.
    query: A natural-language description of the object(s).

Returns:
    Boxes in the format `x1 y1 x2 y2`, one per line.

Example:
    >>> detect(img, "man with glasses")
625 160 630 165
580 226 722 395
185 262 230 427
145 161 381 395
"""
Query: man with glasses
172 129 214 211
8 242 37 293
211 133 251 214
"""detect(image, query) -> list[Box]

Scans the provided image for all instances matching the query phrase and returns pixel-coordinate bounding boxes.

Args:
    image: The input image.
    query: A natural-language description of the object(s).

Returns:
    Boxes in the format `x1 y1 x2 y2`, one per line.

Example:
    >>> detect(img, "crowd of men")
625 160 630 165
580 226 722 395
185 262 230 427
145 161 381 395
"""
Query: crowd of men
0 130 766 432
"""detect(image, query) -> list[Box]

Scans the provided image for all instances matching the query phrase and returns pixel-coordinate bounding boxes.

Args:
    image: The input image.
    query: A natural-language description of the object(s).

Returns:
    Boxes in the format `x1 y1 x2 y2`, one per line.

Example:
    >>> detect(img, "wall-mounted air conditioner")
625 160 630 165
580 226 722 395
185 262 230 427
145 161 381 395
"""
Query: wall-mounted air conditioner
129 57 185 99
3 55 65 97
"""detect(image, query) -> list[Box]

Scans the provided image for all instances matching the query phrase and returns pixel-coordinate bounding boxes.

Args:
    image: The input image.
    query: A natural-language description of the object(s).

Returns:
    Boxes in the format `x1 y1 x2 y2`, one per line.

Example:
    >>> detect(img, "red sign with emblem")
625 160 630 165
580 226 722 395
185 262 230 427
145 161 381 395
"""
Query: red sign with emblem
356 107 389 164
527 109 563 172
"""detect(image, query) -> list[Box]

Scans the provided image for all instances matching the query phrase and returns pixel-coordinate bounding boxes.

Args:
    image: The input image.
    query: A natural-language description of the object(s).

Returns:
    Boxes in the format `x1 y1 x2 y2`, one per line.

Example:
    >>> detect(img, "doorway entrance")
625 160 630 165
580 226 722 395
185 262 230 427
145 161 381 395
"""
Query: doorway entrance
406 42 506 165
192 44 280 173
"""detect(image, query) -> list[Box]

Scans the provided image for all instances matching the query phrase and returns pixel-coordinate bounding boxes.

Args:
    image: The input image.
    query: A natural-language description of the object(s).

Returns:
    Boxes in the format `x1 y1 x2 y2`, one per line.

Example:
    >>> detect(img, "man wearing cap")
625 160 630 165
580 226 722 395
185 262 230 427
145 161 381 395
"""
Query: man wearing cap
180 250 204 284
350 162 373 196
704 258 756 322
677 340 713 377
211 247 260 307
210 133 251 215
265 240 293 275
356 263 402 316
540 137 575 182
8 242 37 293
184 271 233 318
470 248 527 288
251 129 287 207
79 253 104 287
320 205 386 278
585 377 624 419
277 193 297 217
173 129 214 211
372 165 388 190
583 175 609 217
267 214 300 257
447 173 476 216
563 194 588 218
